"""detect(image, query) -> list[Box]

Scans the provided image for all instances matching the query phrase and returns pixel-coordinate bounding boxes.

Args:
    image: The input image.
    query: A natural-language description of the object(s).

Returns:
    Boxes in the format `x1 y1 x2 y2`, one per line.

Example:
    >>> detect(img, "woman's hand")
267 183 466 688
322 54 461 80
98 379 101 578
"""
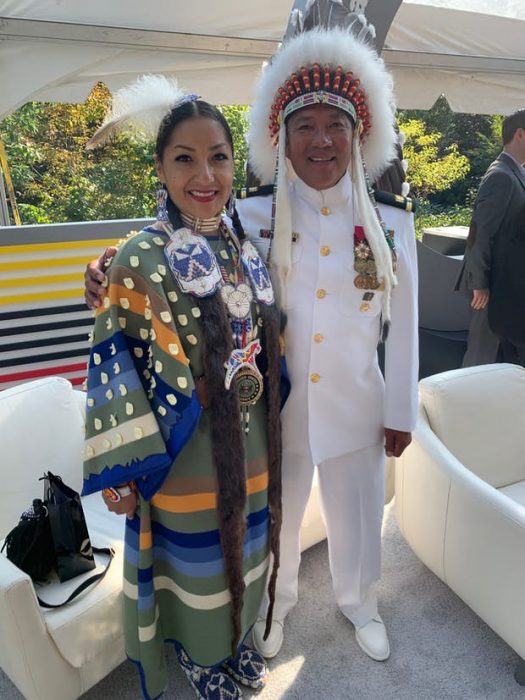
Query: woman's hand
102 485 138 519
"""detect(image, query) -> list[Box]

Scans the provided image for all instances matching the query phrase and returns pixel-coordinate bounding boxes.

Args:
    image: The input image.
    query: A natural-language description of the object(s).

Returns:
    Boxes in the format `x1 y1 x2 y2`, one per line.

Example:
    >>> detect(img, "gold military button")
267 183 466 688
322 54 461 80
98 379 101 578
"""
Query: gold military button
313 333 324 343
320 245 331 256
320 206 331 216
310 373 321 383
316 288 327 299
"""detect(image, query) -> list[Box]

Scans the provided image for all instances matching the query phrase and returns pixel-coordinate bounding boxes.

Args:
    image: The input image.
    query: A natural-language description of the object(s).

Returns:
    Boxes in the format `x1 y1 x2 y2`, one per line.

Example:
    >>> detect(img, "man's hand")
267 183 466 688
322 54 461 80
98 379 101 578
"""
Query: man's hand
84 246 117 309
471 288 489 310
384 428 412 458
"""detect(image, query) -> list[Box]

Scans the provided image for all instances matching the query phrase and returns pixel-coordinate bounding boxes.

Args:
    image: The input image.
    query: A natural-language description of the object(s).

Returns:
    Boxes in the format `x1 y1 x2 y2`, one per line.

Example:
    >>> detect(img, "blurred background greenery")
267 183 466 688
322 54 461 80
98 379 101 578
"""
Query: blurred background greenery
0 84 503 234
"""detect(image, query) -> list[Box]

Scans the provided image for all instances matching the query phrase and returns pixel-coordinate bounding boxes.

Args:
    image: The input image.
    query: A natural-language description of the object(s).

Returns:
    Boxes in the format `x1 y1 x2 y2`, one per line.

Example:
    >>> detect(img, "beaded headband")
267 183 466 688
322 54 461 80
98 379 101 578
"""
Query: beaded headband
270 64 369 138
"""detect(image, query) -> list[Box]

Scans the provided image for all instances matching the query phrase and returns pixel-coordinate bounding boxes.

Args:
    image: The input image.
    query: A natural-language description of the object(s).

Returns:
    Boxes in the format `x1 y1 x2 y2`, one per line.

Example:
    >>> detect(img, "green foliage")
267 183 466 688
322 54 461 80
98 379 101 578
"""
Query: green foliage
1 85 503 227
414 199 472 239
0 84 157 224
218 105 249 190
0 87 251 224
399 95 502 206
397 118 470 200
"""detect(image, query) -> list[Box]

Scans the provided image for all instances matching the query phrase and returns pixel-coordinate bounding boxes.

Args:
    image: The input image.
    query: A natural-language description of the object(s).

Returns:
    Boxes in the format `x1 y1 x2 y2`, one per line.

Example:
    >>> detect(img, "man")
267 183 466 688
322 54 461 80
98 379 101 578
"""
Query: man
240 22 418 663
85 20 418 664
456 110 525 367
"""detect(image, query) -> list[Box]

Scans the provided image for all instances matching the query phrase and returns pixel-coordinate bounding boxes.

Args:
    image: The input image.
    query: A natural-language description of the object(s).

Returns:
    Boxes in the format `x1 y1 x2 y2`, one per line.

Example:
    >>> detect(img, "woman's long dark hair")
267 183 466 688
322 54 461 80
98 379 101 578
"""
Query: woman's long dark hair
159 102 282 654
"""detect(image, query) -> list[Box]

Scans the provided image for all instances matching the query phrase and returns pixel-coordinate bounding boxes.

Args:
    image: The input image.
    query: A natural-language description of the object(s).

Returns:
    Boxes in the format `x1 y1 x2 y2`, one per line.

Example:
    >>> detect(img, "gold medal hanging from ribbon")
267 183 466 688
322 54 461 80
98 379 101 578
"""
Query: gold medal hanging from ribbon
353 225 385 291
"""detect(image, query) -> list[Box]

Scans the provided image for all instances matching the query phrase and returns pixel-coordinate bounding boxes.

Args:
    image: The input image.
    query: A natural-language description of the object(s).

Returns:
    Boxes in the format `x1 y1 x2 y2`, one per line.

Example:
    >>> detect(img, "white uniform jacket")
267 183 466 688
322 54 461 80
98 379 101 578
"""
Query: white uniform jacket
237 174 419 464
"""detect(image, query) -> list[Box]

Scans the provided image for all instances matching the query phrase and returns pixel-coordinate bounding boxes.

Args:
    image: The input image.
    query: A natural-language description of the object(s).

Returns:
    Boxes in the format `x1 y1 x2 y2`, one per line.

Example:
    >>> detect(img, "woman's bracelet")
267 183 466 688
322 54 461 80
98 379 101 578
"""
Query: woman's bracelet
102 482 136 503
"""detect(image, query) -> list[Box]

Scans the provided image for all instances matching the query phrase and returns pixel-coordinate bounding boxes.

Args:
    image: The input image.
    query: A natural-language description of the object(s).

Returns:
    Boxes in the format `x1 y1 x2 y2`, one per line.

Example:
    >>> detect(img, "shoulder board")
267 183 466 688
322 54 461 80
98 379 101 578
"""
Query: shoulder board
374 190 417 213
236 184 274 199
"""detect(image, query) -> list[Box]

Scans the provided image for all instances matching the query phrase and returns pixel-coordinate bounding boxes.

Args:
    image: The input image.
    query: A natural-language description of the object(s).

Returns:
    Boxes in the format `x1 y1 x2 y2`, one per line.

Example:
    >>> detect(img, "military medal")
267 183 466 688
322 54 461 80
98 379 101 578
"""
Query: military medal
224 339 264 405
235 365 264 404
354 225 385 292
360 291 375 312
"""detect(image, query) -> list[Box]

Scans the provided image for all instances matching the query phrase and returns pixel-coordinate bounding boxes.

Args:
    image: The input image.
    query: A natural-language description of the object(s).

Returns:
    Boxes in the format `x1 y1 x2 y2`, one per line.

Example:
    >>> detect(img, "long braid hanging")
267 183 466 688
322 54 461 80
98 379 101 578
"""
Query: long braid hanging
167 198 247 655
231 198 283 637
258 301 283 640
230 203 246 242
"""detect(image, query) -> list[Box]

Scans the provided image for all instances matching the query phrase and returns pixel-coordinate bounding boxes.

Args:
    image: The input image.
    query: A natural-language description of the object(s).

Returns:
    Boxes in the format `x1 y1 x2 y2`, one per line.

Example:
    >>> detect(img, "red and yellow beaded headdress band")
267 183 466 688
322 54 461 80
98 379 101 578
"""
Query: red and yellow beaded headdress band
270 63 370 139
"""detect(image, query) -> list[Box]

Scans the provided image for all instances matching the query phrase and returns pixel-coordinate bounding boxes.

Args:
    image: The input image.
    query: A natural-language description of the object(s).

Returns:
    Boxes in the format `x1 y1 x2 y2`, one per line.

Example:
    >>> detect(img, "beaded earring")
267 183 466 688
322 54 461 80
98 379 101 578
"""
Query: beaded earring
156 185 169 222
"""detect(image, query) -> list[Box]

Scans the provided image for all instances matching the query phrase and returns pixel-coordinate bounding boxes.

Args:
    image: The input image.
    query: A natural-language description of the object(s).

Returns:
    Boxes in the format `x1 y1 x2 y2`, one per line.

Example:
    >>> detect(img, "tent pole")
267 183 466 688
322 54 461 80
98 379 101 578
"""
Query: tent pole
0 170 10 227
0 141 21 226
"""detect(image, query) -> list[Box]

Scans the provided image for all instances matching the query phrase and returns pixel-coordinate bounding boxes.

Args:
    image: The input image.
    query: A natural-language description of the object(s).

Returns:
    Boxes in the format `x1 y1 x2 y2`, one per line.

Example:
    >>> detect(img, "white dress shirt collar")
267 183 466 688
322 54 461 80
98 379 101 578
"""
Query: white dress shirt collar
292 172 353 210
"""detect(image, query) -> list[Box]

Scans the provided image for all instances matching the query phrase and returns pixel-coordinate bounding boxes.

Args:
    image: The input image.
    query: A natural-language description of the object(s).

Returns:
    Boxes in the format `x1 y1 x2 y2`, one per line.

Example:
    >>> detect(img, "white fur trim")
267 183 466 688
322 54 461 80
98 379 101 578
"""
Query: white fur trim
271 121 293 309
248 28 396 183
352 138 396 323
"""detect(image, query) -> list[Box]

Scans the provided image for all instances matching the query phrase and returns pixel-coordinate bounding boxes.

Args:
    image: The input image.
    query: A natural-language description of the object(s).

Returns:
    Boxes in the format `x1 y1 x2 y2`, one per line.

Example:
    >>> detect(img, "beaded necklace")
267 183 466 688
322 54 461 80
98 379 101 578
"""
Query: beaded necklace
176 214 263 426
180 211 222 234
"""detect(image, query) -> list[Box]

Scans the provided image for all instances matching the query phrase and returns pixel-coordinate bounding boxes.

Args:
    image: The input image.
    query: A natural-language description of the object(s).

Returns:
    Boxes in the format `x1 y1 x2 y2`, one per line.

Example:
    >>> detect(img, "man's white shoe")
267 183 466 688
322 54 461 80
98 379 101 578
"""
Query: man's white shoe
355 615 390 661
252 617 284 659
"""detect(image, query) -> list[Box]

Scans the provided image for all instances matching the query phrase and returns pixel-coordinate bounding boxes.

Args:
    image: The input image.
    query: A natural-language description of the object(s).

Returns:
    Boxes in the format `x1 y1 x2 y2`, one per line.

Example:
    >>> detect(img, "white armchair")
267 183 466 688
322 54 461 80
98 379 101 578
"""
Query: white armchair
0 377 126 700
395 363 525 683
0 376 327 699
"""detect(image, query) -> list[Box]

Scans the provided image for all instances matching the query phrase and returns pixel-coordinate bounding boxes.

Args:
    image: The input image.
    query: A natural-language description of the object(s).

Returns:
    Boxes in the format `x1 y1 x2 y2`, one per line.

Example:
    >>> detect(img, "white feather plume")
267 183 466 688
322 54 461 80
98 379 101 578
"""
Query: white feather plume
86 74 192 149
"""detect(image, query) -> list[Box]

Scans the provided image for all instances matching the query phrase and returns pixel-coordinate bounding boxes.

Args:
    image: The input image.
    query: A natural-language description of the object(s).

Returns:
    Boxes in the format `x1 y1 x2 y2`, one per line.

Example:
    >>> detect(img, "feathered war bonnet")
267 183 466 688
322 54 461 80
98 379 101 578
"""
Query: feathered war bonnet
248 19 398 325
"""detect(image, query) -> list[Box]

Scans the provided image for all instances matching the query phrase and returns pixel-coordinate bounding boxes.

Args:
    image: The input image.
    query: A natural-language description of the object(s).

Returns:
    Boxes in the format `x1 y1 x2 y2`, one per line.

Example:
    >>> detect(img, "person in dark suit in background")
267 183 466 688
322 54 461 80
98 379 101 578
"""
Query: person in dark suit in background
456 109 525 367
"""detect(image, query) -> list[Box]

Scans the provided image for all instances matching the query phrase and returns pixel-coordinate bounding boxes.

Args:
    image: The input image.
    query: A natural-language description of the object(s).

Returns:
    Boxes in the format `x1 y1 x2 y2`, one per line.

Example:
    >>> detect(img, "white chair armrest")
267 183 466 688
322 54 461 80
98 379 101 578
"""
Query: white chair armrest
396 408 525 581
416 414 525 525
445 477 525 660
0 555 79 700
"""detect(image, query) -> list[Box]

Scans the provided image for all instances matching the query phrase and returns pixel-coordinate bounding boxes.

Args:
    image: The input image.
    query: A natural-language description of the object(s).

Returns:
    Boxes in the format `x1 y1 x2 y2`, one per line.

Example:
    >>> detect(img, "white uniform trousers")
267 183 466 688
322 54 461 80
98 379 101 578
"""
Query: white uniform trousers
265 442 385 629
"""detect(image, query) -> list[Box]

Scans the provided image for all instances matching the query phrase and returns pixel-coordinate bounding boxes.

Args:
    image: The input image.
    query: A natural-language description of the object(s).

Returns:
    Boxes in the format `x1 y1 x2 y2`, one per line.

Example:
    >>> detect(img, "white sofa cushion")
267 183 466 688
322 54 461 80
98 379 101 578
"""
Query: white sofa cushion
37 494 126 668
0 376 85 538
419 363 525 488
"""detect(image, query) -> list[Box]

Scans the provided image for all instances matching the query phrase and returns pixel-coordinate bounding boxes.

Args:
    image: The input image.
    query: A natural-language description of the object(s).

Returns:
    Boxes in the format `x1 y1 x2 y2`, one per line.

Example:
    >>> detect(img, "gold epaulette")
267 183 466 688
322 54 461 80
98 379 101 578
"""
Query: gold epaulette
236 184 274 199
373 190 417 213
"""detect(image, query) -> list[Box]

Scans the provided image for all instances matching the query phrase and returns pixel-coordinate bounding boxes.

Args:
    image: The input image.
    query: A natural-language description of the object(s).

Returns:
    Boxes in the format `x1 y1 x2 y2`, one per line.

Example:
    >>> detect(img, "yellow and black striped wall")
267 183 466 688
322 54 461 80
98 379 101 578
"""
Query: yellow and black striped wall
0 219 152 391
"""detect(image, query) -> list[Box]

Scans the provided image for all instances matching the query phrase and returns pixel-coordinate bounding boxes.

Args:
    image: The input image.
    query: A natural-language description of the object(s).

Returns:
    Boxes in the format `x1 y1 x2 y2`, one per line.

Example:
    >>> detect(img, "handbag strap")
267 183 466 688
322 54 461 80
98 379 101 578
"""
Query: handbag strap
36 546 115 609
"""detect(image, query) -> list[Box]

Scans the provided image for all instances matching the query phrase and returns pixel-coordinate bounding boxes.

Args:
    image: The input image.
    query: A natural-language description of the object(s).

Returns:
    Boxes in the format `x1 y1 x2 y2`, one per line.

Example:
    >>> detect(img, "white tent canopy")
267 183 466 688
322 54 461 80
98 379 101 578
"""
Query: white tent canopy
385 0 525 114
1 0 525 118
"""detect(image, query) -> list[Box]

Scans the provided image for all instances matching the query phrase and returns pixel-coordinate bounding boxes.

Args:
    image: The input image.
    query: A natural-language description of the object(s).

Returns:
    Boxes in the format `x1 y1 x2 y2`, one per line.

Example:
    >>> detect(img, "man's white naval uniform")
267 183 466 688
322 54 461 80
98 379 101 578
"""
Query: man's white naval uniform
237 173 418 627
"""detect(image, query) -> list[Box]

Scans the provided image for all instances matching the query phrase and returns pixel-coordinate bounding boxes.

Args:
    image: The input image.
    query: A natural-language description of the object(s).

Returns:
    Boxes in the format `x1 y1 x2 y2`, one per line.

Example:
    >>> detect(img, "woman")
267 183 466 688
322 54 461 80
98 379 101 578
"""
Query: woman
82 76 283 700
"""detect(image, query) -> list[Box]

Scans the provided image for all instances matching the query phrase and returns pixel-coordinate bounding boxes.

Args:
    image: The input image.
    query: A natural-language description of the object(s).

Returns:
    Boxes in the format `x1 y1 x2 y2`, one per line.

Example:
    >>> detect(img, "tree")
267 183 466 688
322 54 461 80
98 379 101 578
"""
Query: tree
1 83 158 223
0 85 251 224
398 117 470 200
219 105 249 190
399 96 502 205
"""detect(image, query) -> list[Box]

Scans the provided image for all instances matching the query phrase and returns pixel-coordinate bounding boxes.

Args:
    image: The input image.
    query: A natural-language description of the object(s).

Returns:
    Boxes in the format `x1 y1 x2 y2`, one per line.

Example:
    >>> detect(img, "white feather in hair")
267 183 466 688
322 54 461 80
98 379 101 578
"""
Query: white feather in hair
86 74 196 149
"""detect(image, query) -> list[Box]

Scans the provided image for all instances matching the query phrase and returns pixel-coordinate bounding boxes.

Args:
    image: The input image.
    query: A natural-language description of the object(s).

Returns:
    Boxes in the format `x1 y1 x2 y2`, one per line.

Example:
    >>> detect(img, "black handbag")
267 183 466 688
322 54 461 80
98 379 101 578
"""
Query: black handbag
1 471 114 608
